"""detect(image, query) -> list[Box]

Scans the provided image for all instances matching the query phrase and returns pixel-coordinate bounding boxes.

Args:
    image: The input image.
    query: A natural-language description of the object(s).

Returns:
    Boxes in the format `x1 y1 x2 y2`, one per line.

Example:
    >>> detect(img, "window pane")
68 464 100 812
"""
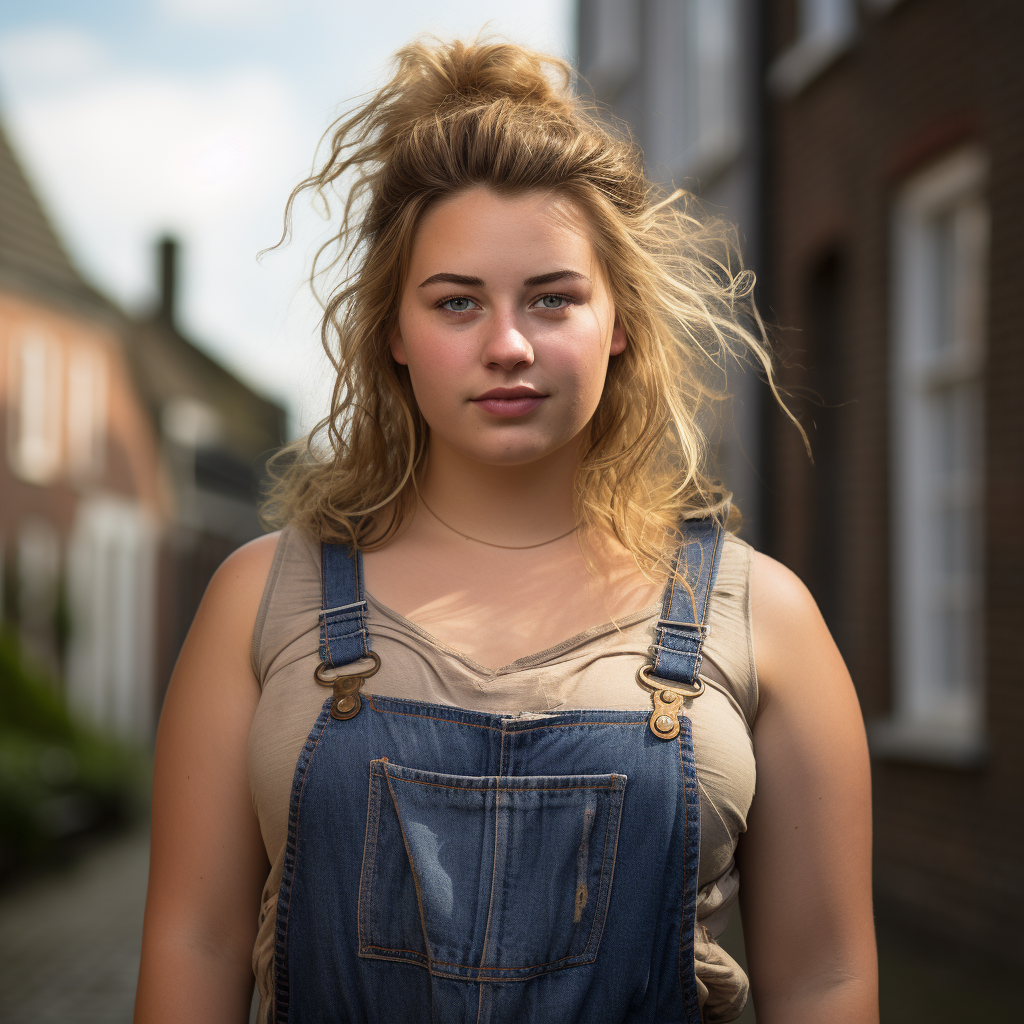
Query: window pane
66 345 108 479
10 328 63 484
930 212 957 357
801 0 856 40
891 147 987 736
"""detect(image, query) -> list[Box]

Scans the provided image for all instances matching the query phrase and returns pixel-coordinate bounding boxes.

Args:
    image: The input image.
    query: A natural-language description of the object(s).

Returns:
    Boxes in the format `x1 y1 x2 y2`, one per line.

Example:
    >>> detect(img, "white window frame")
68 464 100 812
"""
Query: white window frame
7 326 64 485
874 147 989 765
768 0 857 97
66 343 108 480
649 0 743 184
66 496 157 740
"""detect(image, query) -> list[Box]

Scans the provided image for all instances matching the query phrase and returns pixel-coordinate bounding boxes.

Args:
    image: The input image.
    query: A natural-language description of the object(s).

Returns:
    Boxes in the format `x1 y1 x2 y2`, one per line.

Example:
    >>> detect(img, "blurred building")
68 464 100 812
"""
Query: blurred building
578 0 1022 970
0 115 285 740
577 0 769 544
762 0 1022 962
124 237 286 708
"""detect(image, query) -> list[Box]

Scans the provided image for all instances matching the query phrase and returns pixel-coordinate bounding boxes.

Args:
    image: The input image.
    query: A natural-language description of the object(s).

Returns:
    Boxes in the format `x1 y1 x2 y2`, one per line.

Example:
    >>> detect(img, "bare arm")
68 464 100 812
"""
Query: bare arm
134 533 280 1024
739 552 878 1024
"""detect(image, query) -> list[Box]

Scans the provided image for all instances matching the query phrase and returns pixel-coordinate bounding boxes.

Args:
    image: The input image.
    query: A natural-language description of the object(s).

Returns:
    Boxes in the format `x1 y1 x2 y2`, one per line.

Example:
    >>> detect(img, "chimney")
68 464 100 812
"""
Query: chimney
156 234 179 327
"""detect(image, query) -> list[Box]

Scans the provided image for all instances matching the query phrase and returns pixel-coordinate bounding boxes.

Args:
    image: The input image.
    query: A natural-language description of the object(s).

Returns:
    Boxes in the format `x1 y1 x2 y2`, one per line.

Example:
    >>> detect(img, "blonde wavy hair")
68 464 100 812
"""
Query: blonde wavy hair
262 32 794 578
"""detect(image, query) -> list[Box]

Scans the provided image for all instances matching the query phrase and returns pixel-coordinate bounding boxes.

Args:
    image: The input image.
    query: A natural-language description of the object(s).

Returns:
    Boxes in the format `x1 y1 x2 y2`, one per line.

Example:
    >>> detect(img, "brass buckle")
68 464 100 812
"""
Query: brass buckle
635 663 705 741
314 650 381 720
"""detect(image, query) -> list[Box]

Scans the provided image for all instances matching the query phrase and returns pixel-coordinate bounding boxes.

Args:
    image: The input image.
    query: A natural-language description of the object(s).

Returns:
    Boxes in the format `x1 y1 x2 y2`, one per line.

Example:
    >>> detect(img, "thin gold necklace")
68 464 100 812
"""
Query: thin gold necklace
418 494 579 550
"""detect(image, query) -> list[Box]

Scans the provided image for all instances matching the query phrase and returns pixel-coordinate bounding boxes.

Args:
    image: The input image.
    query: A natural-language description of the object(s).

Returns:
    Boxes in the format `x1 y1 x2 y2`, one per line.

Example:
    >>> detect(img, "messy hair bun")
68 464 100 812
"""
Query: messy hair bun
356 36 577 127
263 31 795 577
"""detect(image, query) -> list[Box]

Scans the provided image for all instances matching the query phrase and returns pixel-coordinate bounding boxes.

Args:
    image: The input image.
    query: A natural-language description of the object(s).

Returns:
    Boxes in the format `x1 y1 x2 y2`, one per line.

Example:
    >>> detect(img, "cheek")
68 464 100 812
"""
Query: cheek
400 319 468 412
550 329 610 407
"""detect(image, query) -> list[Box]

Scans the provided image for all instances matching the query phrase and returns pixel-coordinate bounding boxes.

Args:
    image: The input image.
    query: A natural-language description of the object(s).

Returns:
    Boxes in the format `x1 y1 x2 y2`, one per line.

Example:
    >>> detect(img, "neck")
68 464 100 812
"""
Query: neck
418 436 579 547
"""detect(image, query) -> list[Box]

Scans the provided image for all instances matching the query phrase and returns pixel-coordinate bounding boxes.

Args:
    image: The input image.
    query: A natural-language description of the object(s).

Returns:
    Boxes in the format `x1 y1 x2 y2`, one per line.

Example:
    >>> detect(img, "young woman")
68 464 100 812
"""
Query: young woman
134 37 877 1024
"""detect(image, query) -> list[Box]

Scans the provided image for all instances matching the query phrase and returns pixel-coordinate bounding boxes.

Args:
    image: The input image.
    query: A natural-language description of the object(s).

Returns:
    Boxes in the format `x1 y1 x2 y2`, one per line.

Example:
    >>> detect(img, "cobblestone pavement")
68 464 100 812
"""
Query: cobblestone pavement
0 827 150 1024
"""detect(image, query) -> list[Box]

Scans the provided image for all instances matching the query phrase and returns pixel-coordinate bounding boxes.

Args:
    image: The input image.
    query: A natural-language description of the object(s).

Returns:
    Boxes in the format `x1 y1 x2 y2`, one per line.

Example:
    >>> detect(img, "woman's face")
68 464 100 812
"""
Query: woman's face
391 185 625 468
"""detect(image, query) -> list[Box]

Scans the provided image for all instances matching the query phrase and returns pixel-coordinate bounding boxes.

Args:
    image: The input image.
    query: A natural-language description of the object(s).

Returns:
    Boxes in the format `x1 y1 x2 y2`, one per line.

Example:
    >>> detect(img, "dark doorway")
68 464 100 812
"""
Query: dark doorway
805 250 848 651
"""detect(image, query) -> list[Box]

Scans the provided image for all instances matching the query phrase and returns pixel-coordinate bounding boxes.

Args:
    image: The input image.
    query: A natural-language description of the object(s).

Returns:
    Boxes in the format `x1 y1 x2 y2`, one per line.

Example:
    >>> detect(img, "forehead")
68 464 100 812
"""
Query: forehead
408 187 598 276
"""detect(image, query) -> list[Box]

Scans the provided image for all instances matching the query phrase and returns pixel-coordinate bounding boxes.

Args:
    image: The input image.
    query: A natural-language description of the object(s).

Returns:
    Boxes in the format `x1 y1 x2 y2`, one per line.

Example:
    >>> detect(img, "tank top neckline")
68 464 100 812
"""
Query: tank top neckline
364 589 663 678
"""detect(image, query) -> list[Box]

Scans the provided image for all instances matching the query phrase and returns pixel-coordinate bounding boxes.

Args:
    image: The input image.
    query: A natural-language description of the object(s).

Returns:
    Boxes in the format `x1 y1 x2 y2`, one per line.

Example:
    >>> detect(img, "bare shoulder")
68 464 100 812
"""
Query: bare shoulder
199 531 282 621
171 531 282 691
749 549 819 626
748 549 847 711
211 530 281 591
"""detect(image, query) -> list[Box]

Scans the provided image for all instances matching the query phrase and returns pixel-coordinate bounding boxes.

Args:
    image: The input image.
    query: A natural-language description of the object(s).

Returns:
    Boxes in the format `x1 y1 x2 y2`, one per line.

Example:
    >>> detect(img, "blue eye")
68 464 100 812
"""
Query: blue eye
438 296 476 312
535 294 571 309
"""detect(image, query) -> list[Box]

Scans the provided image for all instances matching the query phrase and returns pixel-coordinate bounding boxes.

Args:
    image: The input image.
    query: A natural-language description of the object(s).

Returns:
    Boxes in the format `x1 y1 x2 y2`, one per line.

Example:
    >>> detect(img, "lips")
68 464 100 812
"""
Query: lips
471 386 546 418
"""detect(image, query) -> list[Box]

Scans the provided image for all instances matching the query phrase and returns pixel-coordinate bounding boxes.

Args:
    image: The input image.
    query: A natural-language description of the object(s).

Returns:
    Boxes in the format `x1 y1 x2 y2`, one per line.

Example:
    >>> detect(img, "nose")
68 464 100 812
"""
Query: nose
480 310 534 371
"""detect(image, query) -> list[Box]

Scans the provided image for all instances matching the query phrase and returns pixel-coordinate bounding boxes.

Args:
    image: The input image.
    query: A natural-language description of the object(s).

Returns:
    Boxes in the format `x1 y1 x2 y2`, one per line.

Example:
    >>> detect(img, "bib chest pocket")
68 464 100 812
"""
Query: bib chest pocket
358 759 627 982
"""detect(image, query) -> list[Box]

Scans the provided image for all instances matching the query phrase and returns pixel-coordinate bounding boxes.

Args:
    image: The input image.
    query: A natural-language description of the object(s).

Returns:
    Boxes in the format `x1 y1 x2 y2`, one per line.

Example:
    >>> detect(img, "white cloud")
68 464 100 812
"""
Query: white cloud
39 67 302 213
1 48 326 428
0 26 107 89
157 0 289 27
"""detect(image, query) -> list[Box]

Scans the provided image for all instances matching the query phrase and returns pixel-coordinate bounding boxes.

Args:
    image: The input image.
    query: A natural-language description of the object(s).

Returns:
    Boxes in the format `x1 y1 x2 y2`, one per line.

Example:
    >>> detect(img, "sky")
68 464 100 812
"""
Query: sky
0 0 576 436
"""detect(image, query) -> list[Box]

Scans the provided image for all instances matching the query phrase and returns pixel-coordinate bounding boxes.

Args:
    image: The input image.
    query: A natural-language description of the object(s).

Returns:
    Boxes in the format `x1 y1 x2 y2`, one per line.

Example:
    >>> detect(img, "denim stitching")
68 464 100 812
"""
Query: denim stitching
579 783 625 959
675 718 703 1023
356 762 385 956
273 695 333 1024
476 735 503 976
359 755 628 979
382 768 437 969
367 697 649 732
358 944 606 975
384 776 621 793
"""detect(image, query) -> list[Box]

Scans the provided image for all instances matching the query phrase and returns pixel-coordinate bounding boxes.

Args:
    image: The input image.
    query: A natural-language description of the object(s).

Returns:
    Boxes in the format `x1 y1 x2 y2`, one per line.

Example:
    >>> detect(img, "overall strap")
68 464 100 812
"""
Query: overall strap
650 516 726 688
319 543 372 669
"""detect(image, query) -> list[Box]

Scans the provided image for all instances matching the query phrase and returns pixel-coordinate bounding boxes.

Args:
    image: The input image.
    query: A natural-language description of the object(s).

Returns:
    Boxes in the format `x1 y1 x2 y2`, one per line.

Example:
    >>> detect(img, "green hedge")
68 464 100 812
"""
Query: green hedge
0 628 149 877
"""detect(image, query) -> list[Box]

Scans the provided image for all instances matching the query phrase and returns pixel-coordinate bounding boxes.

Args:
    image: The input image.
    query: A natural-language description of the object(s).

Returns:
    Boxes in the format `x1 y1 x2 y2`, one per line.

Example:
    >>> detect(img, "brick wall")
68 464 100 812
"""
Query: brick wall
763 0 1023 959
0 290 168 539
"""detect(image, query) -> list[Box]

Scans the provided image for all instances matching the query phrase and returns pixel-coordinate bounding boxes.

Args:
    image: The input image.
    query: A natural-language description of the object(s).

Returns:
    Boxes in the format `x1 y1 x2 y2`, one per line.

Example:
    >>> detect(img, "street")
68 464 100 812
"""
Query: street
0 827 151 1024
0 827 1015 1024
0 827 149 1023
0 826 264 1024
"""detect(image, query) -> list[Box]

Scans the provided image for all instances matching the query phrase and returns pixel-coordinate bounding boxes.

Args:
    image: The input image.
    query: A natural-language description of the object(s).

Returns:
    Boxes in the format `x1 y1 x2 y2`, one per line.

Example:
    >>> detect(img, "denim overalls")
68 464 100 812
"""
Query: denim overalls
273 517 725 1023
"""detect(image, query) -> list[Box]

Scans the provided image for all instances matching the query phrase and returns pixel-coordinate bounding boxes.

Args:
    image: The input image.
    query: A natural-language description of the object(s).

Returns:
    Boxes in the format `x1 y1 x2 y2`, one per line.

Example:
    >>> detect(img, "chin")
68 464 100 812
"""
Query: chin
458 438 569 467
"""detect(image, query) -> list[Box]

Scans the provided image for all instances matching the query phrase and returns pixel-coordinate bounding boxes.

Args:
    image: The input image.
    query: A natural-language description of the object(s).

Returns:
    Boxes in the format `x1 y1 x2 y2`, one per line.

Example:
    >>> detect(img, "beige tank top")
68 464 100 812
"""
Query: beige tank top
247 524 757 1023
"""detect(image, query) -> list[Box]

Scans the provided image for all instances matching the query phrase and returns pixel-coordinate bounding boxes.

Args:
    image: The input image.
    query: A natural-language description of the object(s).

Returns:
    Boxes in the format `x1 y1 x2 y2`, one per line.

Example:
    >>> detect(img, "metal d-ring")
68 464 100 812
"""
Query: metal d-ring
314 650 381 686
636 663 705 741
314 650 381 721
635 663 705 699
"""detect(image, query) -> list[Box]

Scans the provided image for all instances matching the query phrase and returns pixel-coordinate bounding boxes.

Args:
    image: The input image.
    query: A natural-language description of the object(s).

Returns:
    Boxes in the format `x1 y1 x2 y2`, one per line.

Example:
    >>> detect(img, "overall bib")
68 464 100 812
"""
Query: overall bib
273 518 725 1024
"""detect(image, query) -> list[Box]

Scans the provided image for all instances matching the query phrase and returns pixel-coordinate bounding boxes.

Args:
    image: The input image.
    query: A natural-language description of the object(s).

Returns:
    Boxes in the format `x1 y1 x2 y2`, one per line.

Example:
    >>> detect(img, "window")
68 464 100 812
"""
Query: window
649 0 741 183
879 147 988 763
769 0 857 97
7 327 64 484
161 395 223 449
799 0 856 40
66 344 108 480
66 497 157 740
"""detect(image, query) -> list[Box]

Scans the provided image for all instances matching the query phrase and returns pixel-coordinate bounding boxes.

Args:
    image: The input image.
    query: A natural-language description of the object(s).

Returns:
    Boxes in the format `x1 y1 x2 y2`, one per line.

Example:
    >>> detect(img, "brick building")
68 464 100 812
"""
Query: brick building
0 115 285 739
577 0 1023 974
762 0 1022 960
577 0 769 543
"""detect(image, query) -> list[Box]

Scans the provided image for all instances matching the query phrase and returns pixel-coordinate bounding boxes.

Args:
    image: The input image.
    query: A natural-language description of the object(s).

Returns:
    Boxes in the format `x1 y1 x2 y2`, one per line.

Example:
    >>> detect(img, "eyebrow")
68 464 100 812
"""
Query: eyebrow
417 270 591 288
